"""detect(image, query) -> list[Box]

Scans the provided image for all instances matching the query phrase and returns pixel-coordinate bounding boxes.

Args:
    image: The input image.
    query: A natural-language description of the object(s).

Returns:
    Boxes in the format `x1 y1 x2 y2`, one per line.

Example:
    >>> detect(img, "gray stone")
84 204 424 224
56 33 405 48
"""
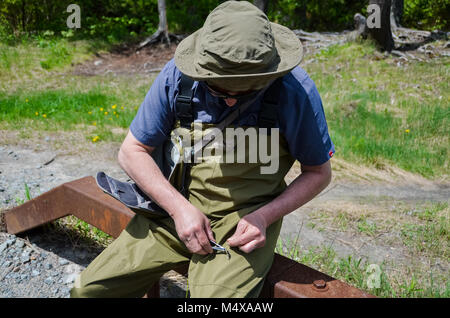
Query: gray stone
0 242 7 254
44 277 54 285
44 263 53 270
63 273 78 285
6 238 16 246
15 240 25 248
31 270 40 277
2 260 12 267
58 259 69 266
20 251 30 263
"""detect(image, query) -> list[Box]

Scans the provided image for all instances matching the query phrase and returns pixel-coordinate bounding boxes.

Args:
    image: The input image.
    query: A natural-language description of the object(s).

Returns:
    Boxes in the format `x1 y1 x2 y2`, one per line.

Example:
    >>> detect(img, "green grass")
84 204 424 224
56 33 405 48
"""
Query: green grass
286 200 450 298
0 34 111 78
400 202 449 259
0 36 154 143
276 237 450 298
51 216 113 248
305 41 450 178
0 89 138 142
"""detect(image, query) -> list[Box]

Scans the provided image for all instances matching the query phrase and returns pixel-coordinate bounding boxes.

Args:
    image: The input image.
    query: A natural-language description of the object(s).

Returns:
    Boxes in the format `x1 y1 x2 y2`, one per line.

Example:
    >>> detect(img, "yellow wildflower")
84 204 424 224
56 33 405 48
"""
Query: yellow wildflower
25 99 29 103
112 105 117 109
42 114 47 118
88 111 92 115
104 111 108 115
405 129 410 133
120 106 124 110
35 112 39 116
113 111 117 115
100 107 104 111
92 136 100 142
92 122 97 126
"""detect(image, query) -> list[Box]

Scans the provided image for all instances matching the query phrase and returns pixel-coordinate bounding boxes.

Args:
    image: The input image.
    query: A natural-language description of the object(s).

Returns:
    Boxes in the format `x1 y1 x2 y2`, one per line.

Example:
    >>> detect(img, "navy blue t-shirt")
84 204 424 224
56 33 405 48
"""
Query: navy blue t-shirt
130 58 335 166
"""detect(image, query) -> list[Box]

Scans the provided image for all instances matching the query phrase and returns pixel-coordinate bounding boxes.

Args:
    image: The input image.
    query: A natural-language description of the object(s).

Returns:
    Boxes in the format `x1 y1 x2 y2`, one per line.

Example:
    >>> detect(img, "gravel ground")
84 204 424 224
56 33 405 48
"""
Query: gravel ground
0 230 188 298
0 144 188 298
0 231 85 298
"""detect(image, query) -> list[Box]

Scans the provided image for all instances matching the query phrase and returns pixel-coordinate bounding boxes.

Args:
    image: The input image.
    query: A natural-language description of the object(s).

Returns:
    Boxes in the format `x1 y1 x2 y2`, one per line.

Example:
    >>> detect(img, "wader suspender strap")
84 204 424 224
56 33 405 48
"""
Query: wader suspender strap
175 74 282 139
175 74 195 128
175 74 283 133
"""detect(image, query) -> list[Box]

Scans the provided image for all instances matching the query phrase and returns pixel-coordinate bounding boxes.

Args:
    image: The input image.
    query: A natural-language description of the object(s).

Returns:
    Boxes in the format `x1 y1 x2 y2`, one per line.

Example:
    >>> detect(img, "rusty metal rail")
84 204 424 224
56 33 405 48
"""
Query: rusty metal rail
4 176 374 298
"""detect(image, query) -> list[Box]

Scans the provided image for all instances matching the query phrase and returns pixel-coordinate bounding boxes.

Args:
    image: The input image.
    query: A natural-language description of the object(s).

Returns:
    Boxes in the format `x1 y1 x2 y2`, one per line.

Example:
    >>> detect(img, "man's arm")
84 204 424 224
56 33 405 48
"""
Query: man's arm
118 130 214 254
227 160 332 253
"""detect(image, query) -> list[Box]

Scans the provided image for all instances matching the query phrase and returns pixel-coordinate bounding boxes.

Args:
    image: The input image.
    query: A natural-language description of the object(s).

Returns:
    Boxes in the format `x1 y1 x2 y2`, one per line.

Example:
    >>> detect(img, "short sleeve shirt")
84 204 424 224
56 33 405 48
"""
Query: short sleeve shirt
130 58 335 166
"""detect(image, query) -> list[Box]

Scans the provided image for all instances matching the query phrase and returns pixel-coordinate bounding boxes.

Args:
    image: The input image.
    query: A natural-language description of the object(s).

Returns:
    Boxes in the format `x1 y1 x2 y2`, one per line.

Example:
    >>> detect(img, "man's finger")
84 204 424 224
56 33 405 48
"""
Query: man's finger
227 229 253 247
196 231 213 254
239 240 259 254
184 236 206 255
226 221 246 245
205 223 215 243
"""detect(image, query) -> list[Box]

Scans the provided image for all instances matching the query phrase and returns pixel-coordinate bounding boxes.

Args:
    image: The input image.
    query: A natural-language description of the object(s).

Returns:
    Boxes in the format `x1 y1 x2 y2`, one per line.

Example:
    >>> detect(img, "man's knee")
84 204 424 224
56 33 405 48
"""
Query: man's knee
69 274 102 298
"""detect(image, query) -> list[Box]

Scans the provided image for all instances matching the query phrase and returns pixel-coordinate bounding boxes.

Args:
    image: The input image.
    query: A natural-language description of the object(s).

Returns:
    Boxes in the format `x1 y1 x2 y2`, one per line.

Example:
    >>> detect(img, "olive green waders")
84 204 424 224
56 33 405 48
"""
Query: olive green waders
70 123 295 298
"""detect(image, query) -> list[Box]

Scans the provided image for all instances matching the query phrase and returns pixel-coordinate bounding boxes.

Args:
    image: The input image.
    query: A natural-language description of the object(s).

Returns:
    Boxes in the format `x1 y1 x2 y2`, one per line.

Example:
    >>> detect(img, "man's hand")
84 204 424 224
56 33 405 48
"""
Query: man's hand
173 205 215 255
227 213 267 253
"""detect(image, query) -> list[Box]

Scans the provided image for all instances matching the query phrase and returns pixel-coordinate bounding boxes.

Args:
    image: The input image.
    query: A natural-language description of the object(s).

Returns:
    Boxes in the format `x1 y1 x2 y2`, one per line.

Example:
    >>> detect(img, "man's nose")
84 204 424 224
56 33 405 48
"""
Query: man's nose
224 98 237 107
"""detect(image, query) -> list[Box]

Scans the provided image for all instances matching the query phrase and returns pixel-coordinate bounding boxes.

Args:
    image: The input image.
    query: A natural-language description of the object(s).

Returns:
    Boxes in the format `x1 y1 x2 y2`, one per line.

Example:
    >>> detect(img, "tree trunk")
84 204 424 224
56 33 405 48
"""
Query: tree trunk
368 0 395 52
157 0 170 43
138 0 176 49
253 0 269 14
390 0 403 28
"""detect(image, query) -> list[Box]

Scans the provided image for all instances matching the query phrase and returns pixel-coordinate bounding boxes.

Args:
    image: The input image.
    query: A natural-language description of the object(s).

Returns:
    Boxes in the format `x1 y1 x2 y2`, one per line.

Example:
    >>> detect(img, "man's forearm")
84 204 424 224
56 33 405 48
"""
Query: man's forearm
253 161 332 228
118 146 190 218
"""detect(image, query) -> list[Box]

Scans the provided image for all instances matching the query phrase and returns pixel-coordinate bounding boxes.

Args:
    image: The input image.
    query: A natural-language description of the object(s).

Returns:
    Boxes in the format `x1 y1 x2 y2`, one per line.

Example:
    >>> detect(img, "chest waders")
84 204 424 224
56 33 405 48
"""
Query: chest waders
71 75 296 298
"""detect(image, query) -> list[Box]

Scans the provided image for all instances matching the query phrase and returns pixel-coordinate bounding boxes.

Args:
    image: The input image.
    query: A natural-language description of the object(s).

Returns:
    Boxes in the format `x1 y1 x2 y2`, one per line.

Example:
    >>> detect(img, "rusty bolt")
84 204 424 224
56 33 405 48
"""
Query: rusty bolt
313 279 326 289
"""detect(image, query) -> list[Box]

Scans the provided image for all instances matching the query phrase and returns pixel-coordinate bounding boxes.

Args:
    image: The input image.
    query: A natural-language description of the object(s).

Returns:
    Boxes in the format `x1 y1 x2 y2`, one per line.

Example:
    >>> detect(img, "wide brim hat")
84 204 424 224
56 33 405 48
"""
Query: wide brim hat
174 1 303 92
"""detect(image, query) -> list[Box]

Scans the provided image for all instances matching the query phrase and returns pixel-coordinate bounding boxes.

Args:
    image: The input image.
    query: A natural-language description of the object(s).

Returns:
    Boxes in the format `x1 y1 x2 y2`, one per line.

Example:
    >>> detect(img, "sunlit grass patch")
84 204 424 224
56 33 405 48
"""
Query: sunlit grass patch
399 202 449 259
0 36 114 93
305 42 450 178
0 89 137 142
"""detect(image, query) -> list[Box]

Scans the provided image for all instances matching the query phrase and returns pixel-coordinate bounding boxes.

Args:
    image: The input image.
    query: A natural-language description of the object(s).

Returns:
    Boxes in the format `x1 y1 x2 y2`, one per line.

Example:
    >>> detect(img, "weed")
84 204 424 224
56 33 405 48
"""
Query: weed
24 183 32 201
356 216 377 236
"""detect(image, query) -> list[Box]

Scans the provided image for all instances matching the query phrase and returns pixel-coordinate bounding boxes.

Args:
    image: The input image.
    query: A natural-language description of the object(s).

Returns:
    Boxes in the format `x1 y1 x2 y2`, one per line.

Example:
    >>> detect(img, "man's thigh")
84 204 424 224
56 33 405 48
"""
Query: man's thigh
71 214 190 298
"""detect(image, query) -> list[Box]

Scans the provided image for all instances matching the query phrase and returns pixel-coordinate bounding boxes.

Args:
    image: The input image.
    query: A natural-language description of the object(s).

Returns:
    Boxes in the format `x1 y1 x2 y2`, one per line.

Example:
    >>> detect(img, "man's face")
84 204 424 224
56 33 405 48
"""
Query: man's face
205 83 258 107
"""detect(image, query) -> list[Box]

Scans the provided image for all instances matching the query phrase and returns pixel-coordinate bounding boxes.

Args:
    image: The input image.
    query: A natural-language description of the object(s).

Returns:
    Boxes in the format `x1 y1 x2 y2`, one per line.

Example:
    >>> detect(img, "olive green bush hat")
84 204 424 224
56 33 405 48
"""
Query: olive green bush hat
174 0 303 92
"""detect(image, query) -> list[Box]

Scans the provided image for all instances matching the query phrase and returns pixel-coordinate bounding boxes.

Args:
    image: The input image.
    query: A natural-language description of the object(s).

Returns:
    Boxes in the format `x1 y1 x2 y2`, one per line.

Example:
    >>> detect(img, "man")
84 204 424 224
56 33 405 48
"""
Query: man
71 1 334 298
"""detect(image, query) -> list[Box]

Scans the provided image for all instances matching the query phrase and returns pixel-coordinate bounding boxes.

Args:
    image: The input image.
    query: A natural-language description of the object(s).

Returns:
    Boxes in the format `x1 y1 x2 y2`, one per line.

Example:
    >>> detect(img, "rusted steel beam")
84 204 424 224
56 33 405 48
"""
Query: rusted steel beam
4 177 134 238
4 185 69 235
63 177 134 238
4 176 374 298
261 254 375 298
